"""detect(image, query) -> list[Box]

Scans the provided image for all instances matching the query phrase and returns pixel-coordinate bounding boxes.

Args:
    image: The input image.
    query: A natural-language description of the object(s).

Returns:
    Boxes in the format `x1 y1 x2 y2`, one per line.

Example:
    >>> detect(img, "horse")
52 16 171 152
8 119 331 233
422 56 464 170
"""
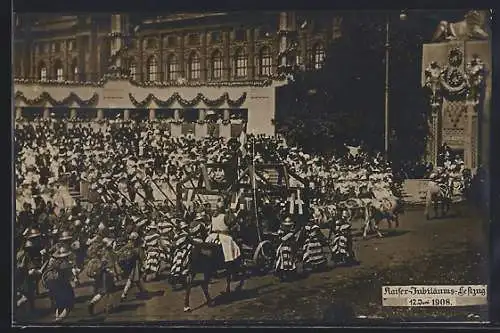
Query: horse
425 181 451 220
363 197 400 239
183 241 246 312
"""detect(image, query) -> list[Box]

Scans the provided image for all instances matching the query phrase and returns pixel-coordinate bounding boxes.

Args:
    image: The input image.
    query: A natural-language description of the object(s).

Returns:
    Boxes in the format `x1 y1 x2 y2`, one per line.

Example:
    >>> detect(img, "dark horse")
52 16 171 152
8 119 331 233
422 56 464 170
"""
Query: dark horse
183 242 245 312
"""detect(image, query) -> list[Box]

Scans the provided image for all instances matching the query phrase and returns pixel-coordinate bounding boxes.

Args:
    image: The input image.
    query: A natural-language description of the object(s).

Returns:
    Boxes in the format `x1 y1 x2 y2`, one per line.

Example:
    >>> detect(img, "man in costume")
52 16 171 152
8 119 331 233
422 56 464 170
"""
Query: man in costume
119 232 148 302
87 238 120 315
205 201 241 263
42 246 76 321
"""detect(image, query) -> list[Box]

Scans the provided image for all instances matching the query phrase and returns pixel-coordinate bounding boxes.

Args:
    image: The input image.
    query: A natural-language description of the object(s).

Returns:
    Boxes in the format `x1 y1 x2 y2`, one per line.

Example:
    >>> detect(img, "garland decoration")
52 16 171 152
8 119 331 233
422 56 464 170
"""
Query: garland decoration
440 67 468 98
423 50 487 105
14 74 287 88
15 91 99 107
129 92 247 108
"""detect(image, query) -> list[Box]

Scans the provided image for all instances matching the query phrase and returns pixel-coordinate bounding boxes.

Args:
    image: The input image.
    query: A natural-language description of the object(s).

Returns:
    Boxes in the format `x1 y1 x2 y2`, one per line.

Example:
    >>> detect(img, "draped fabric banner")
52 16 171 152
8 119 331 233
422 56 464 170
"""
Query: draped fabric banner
129 92 247 109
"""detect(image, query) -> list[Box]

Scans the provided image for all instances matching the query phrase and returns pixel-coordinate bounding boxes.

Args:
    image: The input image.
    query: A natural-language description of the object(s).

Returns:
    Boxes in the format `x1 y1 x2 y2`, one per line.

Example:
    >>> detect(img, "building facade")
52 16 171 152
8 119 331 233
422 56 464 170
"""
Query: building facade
13 12 342 137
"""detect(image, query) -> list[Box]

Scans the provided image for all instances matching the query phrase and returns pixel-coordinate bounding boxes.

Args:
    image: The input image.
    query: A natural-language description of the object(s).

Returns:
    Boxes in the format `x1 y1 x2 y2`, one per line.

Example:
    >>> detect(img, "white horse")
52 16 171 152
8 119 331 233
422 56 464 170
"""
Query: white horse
425 181 451 220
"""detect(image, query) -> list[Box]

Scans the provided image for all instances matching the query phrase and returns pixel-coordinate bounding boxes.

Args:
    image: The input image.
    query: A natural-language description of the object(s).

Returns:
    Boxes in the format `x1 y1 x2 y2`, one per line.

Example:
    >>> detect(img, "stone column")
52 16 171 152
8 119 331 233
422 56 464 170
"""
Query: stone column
124 109 130 121
247 28 255 80
43 108 50 119
97 109 104 120
149 109 156 121
223 109 230 121
70 108 77 119
431 107 440 168
15 107 22 120
174 109 180 121
223 30 230 81
201 32 208 81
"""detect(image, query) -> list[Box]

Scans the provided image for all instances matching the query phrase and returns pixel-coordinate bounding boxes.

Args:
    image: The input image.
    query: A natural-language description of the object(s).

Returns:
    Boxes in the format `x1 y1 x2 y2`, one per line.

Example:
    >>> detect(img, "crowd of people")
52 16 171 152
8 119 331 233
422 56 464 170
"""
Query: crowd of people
14 117 468 321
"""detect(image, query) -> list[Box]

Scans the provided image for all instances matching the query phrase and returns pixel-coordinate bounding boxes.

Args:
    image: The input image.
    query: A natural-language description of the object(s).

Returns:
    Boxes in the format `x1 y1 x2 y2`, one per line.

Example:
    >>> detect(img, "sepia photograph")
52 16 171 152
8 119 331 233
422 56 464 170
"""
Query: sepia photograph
12 9 492 325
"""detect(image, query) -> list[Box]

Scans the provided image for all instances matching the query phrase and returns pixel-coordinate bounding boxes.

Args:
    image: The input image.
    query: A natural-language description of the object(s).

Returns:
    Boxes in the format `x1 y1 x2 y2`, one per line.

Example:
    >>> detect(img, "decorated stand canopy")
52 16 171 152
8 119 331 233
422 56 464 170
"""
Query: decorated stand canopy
14 74 288 137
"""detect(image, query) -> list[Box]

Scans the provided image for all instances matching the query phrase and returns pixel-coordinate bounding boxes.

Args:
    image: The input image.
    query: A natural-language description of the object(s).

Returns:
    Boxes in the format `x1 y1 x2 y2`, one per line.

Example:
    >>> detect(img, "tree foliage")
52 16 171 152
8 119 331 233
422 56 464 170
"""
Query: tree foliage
275 10 469 165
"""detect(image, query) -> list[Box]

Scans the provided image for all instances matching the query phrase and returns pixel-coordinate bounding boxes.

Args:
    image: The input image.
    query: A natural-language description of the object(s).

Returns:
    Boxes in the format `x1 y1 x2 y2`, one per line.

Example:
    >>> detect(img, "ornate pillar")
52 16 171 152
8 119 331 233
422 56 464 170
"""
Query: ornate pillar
466 104 479 171
223 30 230 81
43 108 50 119
201 32 208 81
97 109 104 120
248 28 255 80
430 107 440 167
149 109 156 121
15 107 22 120
70 108 77 119
124 109 130 120
178 34 185 79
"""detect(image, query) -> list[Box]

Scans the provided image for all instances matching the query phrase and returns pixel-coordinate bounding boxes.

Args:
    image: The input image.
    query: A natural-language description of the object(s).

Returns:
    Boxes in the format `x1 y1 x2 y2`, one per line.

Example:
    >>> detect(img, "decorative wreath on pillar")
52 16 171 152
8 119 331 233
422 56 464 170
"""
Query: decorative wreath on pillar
424 48 487 105
128 92 247 108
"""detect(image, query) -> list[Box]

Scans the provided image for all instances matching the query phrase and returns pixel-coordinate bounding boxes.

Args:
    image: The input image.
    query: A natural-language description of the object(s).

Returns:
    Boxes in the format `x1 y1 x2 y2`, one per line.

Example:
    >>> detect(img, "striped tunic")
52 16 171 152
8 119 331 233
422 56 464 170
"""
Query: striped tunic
302 229 327 268
274 230 296 273
143 229 164 277
331 219 354 262
275 242 296 272
169 231 193 280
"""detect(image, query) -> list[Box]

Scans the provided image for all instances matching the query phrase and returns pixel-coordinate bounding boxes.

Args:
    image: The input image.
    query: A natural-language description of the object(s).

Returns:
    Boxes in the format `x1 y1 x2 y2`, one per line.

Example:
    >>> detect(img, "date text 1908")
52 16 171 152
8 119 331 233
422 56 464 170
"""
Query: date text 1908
408 298 453 306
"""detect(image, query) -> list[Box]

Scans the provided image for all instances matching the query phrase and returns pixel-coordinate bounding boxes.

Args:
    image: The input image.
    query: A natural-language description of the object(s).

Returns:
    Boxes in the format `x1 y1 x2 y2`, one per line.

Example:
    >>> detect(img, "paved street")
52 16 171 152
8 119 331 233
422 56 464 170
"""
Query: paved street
15 203 489 324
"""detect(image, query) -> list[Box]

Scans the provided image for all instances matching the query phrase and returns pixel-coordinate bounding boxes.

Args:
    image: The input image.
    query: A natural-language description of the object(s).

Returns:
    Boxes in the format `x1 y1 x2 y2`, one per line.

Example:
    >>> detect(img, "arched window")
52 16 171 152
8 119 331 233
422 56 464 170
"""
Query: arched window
259 47 272 76
234 48 247 78
188 52 200 80
313 43 326 69
166 54 179 81
54 59 64 81
129 61 137 81
147 56 157 81
39 62 47 81
211 50 223 80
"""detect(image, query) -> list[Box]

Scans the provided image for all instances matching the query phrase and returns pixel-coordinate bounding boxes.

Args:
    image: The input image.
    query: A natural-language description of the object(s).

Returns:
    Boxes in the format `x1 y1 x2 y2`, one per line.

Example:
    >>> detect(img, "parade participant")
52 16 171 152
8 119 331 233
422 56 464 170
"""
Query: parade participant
26 228 46 295
42 247 76 321
205 201 241 263
302 224 328 272
16 237 44 311
143 222 164 282
331 209 358 265
169 221 194 288
18 202 34 235
274 216 298 282
87 238 120 315
119 232 148 302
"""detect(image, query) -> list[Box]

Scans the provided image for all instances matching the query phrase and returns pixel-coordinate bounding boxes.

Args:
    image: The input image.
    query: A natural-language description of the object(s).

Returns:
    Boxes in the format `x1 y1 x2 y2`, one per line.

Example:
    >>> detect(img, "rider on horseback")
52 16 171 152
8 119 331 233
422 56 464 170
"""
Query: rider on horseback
205 201 241 263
